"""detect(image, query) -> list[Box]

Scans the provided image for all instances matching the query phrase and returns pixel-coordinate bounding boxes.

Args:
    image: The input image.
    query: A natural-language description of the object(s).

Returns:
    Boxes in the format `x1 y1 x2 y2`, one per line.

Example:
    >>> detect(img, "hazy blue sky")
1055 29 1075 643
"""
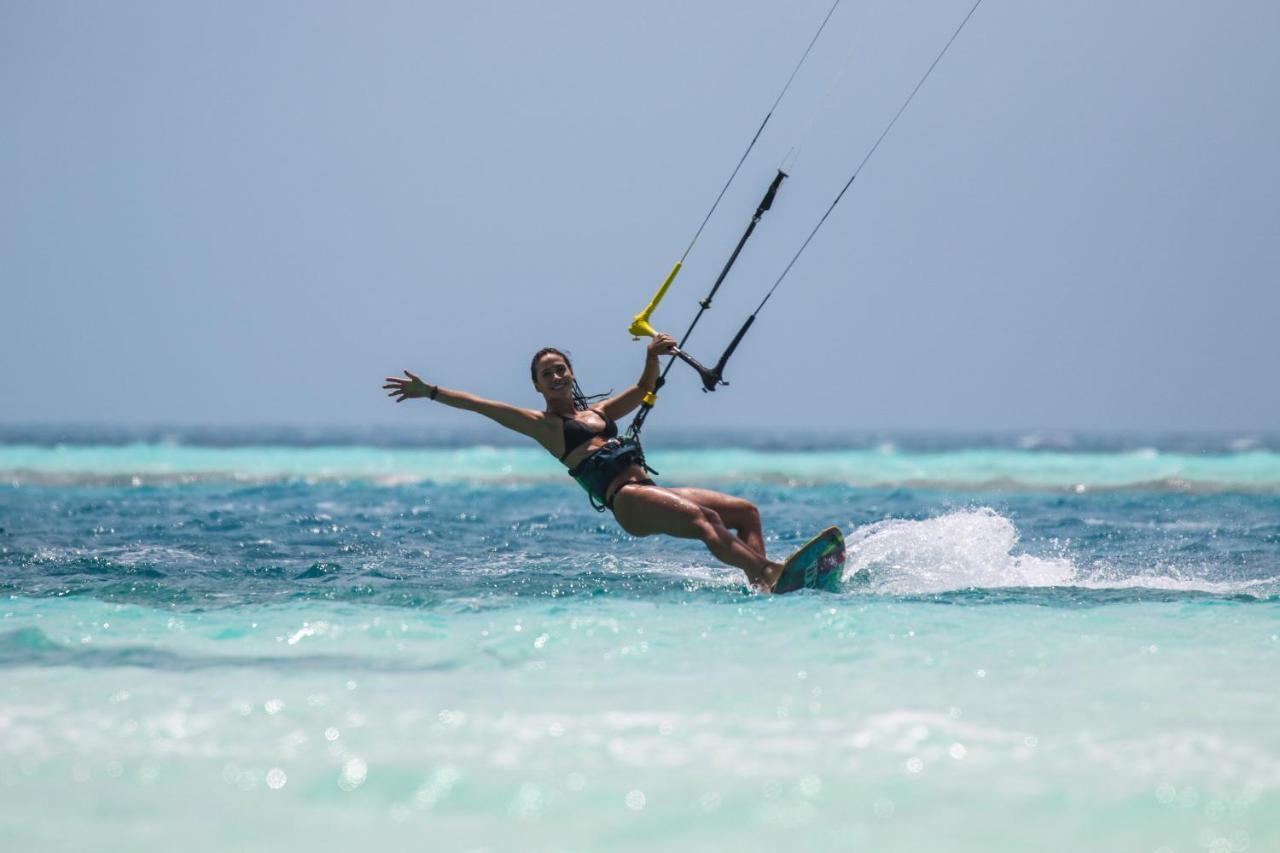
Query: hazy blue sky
4 0 1278 431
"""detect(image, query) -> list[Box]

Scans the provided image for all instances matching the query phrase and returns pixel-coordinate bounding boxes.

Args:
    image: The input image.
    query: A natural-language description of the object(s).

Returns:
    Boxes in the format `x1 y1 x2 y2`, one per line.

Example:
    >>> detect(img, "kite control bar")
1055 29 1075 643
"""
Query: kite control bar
626 169 788 406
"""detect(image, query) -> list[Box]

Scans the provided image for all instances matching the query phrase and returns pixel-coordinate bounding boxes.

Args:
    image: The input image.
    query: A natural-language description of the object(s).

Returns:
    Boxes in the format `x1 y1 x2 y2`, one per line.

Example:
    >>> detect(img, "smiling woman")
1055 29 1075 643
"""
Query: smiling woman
383 335 792 591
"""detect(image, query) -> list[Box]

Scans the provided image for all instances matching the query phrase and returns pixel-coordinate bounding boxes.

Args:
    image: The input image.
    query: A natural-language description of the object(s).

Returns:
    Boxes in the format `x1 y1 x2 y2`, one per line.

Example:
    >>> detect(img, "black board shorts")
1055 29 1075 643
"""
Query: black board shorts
568 437 654 512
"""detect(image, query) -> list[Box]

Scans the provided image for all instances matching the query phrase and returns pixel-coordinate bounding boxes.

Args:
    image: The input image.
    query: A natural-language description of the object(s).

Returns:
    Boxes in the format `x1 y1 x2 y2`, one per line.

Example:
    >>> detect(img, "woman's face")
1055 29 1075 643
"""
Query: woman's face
533 352 574 398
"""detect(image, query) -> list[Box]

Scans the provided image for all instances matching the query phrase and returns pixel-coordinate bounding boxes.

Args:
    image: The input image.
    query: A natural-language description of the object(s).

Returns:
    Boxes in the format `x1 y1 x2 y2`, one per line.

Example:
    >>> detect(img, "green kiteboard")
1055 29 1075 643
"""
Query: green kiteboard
772 526 846 594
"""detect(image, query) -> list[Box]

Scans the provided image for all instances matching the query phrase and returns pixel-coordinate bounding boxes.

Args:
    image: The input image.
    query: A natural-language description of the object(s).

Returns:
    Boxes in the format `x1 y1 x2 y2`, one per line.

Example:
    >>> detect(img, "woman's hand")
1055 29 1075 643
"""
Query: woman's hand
646 333 678 359
382 369 435 403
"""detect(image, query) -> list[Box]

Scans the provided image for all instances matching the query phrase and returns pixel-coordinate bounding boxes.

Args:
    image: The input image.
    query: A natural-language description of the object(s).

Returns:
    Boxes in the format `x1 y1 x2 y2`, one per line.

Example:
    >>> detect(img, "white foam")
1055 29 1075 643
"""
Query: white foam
844 509 1278 597
844 508 1076 593
1073 566 1277 595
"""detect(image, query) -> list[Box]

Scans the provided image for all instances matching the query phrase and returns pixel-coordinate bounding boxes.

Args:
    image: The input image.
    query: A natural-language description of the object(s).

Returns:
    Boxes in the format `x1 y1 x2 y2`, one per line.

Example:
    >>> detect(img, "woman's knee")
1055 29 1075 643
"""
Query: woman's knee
699 506 725 528
718 499 759 533
695 507 733 542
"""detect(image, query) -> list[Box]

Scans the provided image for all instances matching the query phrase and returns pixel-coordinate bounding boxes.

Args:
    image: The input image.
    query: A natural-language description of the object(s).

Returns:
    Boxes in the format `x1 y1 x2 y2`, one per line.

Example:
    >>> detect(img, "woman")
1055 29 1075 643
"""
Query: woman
383 333 786 591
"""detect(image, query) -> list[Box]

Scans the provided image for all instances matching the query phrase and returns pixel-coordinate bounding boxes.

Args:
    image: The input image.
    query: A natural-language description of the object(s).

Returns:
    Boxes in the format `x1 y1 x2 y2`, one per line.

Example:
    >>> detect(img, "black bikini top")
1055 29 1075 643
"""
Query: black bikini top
559 409 617 461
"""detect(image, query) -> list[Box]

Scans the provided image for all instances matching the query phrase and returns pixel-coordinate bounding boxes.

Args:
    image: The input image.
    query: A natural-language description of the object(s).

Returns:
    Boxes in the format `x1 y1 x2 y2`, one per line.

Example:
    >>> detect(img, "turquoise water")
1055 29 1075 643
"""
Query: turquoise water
2 430 1278 851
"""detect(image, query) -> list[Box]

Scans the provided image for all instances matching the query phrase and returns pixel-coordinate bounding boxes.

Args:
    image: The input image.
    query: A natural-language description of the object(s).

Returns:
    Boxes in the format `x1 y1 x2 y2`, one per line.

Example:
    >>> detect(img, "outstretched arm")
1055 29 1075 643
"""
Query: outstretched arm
383 370 544 439
599 333 677 421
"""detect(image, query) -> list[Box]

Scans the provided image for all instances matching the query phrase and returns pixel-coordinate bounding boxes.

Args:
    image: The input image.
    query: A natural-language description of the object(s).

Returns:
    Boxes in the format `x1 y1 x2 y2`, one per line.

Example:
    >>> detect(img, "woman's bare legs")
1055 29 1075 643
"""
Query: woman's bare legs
611 484 781 590
667 487 765 556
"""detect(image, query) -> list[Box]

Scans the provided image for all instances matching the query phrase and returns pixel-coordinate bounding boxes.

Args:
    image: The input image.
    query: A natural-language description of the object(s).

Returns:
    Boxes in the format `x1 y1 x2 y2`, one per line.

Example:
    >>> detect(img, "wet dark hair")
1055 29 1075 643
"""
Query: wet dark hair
530 347 609 412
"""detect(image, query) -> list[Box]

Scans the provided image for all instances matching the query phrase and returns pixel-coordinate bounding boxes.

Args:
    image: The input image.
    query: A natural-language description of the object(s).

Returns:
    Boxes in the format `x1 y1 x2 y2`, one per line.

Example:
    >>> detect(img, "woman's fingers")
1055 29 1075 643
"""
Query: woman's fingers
383 375 411 402
383 370 426 403
647 333 676 353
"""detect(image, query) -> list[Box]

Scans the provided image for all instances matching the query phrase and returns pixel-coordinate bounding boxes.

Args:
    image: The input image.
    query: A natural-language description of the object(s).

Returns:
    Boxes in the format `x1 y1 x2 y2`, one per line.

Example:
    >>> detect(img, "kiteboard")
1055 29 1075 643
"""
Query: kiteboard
772 526 846 594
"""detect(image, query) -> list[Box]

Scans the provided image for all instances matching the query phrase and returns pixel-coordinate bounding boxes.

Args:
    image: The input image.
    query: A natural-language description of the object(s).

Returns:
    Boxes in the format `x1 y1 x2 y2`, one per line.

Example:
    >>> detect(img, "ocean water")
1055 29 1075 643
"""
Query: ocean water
2 427 1278 852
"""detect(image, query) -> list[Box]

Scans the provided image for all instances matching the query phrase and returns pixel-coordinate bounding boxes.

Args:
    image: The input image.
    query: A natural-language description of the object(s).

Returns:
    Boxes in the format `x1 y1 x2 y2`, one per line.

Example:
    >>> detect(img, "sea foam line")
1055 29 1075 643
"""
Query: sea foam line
5 444 1280 490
